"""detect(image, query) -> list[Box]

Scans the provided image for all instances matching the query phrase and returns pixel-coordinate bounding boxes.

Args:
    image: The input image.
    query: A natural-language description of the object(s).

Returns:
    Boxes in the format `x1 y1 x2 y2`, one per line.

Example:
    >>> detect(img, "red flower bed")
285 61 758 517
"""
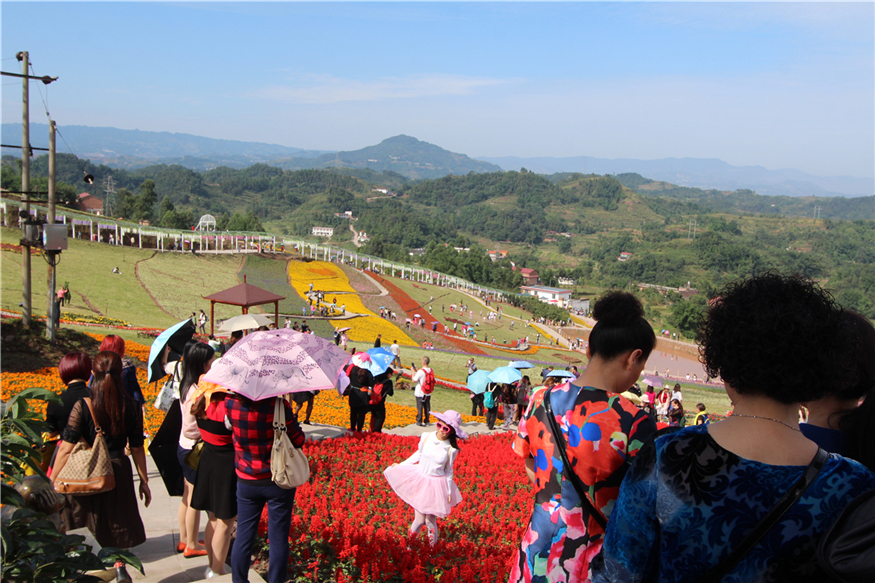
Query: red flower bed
370 274 488 357
272 432 530 582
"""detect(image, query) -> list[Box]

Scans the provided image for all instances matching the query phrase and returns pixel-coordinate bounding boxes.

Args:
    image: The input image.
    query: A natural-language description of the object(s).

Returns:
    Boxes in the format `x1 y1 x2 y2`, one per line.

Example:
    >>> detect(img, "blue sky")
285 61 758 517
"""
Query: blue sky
2 2 873 178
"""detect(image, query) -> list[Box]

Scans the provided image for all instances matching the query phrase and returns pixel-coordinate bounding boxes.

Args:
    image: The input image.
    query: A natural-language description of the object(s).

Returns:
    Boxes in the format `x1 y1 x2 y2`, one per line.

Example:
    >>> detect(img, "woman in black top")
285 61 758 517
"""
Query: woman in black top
347 366 374 432
43 352 92 473
51 351 151 548
369 370 395 433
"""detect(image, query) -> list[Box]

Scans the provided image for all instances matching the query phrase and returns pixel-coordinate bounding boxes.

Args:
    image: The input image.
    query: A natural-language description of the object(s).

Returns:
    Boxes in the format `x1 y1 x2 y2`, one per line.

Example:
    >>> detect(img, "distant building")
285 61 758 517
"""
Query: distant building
520 285 573 306
334 211 356 220
311 226 334 238
359 231 370 243
637 282 699 299
618 251 633 262
567 298 590 312
512 266 540 286
76 193 103 215
487 250 509 262
557 277 576 287
371 188 389 194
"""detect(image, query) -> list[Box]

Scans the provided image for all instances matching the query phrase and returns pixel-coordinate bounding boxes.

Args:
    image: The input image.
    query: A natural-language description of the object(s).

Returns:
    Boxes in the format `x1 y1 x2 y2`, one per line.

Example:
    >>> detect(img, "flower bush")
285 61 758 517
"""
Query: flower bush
278 432 529 582
287 261 416 346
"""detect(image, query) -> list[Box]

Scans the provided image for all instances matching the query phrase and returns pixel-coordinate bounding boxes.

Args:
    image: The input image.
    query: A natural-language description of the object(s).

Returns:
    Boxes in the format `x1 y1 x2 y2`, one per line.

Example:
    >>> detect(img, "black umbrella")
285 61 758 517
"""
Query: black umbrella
147 319 196 383
148 400 184 497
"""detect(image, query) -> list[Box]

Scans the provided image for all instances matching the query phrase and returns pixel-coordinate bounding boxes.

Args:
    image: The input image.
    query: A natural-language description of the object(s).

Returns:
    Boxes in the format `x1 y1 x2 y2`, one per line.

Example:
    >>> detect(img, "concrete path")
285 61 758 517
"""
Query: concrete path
71 423 350 583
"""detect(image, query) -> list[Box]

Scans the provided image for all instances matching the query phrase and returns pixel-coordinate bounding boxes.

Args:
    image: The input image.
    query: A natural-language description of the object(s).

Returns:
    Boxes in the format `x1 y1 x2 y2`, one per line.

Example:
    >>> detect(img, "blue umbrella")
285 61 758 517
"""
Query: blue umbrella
509 360 535 369
147 319 196 383
489 366 523 385
547 370 576 379
466 369 492 394
366 347 395 376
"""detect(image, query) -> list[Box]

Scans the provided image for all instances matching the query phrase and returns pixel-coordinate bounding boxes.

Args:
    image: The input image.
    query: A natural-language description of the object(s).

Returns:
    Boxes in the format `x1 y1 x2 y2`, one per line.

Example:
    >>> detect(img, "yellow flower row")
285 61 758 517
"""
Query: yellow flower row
286 261 417 346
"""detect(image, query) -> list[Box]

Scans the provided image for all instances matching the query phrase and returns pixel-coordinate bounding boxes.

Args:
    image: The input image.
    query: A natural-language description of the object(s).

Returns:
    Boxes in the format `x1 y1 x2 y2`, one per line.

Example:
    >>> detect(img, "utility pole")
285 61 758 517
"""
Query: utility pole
47 120 58 343
20 51 31 326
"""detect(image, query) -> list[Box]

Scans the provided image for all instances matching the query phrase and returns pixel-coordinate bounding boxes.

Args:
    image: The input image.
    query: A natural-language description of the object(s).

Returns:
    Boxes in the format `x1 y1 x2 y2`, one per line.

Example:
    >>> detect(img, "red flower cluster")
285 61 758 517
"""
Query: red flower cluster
274 432 531 582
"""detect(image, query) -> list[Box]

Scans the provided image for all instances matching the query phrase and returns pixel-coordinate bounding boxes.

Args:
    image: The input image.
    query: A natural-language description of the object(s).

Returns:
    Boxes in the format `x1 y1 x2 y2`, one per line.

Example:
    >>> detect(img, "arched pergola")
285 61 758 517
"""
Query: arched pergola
196 214 217 232
203 275 286 335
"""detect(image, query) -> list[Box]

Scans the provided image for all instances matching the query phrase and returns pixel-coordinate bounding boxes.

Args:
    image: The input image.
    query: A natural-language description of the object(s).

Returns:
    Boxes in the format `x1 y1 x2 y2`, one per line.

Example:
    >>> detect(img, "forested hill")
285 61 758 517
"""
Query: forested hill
612 172 875 222
4 154 874 317
271 135 501 179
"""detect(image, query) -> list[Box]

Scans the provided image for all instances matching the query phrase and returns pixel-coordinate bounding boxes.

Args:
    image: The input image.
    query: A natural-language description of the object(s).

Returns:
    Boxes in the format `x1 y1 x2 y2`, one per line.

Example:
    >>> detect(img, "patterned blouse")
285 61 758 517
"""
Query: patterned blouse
510 383 657 583
591 424 875 583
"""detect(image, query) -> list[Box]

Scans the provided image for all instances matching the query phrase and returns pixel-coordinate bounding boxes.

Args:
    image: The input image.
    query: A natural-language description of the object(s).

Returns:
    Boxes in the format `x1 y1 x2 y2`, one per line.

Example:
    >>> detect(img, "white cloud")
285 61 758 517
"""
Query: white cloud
248 74 511 104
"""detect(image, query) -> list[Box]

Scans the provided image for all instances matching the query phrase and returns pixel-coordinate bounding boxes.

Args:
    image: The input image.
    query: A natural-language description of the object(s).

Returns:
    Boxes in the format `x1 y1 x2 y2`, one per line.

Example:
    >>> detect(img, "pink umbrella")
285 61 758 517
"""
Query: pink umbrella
350 352 372 367
202 329 351 401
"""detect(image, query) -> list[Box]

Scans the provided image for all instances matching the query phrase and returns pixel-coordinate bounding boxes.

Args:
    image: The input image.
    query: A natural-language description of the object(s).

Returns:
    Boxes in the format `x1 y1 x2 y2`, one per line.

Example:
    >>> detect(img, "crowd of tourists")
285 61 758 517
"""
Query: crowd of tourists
37 271 874 583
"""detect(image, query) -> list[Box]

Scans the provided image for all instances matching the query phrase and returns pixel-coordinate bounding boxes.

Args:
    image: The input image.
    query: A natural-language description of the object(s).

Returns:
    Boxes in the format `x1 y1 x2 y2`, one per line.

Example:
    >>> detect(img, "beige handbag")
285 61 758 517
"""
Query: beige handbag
53 398 117 496
270 397 310 489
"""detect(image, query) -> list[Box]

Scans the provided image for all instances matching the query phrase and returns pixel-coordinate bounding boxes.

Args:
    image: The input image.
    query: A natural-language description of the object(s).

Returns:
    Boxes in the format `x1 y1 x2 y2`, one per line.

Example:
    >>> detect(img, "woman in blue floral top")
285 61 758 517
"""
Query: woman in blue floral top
592 273 875 583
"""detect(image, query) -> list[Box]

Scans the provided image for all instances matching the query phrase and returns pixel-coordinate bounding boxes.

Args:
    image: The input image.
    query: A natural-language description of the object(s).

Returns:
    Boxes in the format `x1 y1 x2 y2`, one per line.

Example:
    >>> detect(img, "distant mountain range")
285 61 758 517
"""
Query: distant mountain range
478 155 873 198
2 123 871 196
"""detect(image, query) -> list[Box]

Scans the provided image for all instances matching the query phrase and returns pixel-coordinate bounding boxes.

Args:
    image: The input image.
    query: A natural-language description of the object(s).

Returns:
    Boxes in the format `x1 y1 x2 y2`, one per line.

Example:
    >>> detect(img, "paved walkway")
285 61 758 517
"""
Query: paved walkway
72 423 349 583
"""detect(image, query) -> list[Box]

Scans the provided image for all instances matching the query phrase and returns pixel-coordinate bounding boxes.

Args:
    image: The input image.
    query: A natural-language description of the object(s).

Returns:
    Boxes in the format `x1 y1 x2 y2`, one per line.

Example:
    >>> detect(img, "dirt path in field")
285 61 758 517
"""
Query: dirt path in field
134 252 179 320
75 292 103 316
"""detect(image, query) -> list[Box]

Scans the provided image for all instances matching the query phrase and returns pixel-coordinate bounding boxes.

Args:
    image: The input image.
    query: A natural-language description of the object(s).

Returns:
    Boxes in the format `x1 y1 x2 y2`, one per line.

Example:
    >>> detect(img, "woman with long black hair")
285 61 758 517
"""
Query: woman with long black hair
51 351 151 548
176 341 215 557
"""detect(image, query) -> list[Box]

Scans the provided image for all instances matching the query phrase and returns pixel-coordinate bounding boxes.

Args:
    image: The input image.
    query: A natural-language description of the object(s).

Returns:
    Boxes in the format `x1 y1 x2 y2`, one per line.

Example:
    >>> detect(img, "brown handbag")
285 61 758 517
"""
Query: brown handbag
53 398 117 496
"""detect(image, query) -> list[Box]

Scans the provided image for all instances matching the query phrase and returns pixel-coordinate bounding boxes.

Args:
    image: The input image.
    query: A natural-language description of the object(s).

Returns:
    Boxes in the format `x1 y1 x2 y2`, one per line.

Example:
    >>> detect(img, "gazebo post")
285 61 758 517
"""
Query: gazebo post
274 301 279 328
210 301 215 336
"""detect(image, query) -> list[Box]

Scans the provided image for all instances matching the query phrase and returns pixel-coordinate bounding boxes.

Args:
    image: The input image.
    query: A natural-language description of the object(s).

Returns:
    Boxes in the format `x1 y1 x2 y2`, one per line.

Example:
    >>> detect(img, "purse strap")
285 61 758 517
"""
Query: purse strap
543 388 608 530
700 447 829 583
82 397 105 437
273 397 286 433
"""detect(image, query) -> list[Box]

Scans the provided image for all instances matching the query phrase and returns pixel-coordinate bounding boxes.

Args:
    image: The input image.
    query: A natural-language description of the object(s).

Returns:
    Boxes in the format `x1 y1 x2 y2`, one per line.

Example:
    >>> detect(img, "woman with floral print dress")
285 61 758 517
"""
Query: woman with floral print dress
510 291 658 583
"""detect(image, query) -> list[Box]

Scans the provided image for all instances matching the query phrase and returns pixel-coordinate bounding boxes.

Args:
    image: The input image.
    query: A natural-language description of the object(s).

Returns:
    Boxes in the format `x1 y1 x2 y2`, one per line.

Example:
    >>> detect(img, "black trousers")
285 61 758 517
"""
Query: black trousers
486 406 499 430
370 403 386 433
349 405 368 432
416 396 431 425
471 393 485 416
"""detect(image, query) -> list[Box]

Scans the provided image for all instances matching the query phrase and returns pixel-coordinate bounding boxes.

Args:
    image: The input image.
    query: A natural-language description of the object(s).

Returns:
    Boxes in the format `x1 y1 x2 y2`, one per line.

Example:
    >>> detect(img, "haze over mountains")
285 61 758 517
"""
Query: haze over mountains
2 123 871 197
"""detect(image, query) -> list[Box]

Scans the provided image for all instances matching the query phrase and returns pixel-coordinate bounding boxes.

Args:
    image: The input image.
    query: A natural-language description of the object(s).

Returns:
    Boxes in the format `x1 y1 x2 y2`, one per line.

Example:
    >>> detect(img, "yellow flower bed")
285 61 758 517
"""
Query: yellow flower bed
287 261 416 346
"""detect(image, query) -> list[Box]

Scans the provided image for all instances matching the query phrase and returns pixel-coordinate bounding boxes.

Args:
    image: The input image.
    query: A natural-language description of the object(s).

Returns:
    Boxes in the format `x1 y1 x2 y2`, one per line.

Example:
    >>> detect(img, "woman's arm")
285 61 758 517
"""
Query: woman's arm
445 447 459 499
50 439 75 485
130 446 152 507
524 458 537 485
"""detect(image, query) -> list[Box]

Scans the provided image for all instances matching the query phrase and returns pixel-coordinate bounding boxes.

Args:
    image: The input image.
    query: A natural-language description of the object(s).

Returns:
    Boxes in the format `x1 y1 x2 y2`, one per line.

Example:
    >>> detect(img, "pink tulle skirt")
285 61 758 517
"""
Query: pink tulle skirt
383 464 463 518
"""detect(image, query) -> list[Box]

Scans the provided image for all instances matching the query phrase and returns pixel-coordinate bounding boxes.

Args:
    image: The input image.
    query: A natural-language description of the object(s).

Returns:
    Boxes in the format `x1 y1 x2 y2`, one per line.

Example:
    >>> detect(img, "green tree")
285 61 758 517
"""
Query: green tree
669 294 708 338
136 179 158 223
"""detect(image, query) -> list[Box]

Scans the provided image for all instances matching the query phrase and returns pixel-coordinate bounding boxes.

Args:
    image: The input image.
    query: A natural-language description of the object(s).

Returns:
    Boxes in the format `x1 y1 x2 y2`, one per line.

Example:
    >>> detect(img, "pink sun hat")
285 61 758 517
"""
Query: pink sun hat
431 410 468 439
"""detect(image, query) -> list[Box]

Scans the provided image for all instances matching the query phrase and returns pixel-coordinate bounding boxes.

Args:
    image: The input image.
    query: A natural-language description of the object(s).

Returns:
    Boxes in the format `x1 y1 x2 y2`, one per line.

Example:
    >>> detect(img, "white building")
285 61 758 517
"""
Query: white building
311 226 334 238
557 277 576 287
520 285 573 306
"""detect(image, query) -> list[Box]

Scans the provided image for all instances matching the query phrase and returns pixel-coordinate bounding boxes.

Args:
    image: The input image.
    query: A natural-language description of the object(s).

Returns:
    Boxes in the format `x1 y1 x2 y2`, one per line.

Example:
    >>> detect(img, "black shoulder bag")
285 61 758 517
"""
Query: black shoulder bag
543 388 608 530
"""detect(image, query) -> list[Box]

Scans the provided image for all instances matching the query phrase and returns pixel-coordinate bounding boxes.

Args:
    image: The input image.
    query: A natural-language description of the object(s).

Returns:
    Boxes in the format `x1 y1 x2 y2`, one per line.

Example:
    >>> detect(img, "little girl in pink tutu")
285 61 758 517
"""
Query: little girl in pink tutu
384 410 466 545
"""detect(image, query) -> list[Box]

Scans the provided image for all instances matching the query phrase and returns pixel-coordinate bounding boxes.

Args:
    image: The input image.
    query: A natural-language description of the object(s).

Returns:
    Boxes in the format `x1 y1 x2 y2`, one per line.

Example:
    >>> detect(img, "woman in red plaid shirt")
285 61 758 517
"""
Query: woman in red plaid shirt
225 394 305 583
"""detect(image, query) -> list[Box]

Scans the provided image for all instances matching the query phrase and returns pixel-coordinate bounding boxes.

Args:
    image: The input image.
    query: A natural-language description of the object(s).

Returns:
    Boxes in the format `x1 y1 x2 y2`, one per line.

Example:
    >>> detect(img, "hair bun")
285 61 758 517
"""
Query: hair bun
592 291 645 326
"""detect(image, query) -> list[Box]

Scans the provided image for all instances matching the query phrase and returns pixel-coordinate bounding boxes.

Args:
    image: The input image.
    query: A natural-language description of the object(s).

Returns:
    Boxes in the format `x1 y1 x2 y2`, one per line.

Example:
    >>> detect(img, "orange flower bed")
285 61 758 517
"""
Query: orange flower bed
0 333 463 436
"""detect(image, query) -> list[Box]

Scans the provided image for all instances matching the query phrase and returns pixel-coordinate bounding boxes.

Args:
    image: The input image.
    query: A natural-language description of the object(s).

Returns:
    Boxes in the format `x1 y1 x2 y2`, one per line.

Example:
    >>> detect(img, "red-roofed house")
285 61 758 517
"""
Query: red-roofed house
512 265 540 285
77 193 103 215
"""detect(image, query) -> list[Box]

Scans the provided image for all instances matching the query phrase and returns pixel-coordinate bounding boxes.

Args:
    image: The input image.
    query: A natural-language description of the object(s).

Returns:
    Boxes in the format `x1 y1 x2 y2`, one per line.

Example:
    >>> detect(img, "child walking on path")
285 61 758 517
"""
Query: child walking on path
383 410 465 545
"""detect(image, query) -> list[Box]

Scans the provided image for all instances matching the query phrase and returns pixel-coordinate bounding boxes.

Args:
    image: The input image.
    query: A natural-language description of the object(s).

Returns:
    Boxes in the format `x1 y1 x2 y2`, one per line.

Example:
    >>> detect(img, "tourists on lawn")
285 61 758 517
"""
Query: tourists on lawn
510 291 658 582
390 340 401 367
384 410 465 546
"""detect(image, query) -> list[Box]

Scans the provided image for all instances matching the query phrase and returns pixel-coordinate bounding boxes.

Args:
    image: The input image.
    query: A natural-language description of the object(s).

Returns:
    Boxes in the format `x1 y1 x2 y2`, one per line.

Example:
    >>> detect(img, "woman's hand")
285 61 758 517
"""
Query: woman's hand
139 480 152 507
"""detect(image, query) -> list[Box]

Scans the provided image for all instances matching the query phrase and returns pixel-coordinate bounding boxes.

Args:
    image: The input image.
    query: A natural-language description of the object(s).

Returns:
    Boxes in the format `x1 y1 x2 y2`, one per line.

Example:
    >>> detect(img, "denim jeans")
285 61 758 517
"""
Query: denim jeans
232 480 296 583
416 395 431 425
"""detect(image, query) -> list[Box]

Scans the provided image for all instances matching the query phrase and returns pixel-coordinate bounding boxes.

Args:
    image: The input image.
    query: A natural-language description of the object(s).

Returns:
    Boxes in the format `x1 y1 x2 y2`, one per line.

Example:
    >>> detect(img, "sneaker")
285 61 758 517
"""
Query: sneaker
205 567 218 579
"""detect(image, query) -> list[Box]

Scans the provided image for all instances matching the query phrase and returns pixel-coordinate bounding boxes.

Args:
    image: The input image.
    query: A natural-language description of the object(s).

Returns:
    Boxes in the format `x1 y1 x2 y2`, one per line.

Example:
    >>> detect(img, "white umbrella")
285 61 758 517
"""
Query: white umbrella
218 313 274 332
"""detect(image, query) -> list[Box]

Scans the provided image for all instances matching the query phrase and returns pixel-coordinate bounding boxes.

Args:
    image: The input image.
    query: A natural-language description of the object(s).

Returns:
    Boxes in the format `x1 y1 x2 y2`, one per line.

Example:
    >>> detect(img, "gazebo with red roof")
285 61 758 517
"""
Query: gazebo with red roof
203 276 286 335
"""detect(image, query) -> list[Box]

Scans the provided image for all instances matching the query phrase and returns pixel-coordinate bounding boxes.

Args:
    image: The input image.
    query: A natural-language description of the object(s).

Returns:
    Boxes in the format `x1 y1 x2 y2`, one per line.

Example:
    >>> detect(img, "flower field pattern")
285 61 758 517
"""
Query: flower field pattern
281 432 529 583
286 261 416 346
